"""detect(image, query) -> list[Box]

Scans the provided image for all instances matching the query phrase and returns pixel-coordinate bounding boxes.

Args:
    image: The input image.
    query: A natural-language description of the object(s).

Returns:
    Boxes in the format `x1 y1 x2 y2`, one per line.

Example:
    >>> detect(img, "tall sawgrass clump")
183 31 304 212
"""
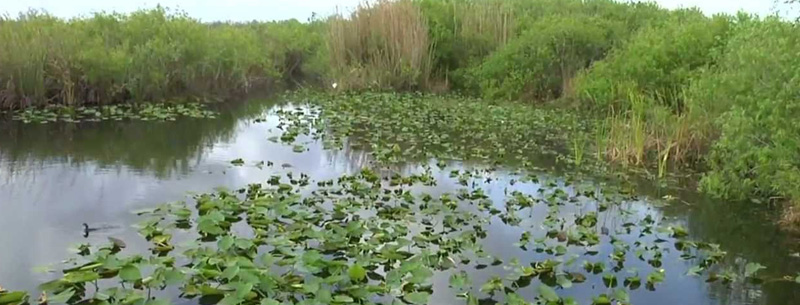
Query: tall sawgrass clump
327 0 432 90
416 0 514 91
598 91 691 171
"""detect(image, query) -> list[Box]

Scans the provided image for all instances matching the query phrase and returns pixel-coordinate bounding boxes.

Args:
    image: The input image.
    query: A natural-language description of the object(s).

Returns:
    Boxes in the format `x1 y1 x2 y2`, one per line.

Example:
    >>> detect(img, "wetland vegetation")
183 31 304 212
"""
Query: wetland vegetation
1 0 800 304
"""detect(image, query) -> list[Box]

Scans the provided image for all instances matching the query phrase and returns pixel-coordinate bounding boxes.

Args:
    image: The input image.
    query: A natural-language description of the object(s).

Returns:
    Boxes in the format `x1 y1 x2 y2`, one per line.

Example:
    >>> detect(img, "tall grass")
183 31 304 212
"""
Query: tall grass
328 0 432 90
599 91 694 169
417 0 515 90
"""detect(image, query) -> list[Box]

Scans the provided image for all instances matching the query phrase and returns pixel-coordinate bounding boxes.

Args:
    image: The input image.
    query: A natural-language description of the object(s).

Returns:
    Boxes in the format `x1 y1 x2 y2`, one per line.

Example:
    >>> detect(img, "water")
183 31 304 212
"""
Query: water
0 99 798 304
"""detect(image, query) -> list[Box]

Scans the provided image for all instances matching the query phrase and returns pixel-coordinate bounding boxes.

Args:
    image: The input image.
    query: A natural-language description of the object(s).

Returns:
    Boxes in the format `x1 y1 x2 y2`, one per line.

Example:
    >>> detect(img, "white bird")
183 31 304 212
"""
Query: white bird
332 82 338 89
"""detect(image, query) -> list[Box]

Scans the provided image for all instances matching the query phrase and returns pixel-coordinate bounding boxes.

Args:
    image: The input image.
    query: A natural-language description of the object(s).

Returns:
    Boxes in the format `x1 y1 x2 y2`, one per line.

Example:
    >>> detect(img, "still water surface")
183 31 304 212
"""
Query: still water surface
0 99 798 304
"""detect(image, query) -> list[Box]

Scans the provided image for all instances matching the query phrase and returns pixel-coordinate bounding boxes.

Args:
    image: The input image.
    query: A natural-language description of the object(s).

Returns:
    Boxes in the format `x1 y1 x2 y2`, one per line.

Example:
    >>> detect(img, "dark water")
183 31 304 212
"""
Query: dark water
0 99 798 304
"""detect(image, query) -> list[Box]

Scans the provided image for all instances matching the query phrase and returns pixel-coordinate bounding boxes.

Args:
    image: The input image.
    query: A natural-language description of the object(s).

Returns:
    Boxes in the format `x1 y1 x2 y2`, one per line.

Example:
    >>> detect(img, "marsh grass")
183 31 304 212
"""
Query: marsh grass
328 0 433 90
0 8 322 109
599 91 699 172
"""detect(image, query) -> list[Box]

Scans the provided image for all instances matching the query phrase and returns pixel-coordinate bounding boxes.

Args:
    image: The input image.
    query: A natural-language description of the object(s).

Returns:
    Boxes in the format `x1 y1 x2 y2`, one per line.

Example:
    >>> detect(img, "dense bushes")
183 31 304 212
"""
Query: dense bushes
573 11 733 112
471 16 616 101
692 19 800 204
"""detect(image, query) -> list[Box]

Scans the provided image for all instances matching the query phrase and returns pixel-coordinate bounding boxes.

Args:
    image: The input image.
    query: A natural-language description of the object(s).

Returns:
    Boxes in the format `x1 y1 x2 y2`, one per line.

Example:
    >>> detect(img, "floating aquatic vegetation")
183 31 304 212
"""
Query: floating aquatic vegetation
10 103 216 124
274 92 587 165
14 168 795 305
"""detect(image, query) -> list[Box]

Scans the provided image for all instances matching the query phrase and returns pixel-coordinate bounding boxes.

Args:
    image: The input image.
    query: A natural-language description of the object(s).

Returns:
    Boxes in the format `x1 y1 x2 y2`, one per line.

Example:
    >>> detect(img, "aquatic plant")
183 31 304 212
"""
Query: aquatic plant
280 91 584 165
5 166 796 305
10 103 216 124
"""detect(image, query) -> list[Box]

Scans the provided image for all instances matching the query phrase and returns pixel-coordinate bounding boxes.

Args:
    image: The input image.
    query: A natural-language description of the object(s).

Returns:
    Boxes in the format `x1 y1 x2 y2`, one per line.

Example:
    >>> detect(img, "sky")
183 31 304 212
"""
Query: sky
0 0 791 22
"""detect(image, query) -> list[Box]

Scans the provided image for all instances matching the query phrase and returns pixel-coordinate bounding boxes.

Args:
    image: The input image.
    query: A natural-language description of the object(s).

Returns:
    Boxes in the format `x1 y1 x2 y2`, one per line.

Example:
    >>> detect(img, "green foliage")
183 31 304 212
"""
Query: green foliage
285 91 584 163
11 103 216 123
471 16 617 101
695 18 800 202
327 0 432 91
248 19 329 86
574 11 732 112
1 0 799 212
0 8 325 109
416 0 668 93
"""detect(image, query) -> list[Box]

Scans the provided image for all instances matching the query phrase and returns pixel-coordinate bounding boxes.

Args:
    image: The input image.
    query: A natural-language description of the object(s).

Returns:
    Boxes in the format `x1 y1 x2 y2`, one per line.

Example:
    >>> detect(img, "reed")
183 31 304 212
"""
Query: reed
328 0 432 90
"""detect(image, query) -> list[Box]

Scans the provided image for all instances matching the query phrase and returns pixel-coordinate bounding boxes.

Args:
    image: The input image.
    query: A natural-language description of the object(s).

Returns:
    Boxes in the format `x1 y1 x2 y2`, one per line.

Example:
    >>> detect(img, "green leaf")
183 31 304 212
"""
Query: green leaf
63 270 100 283
602 273 618 288
592 294 612 305
348 264 367 282
403 292 430 305
120 265 142 282
222 265 240 280
332 295 354 303
165 269 184 286
686 266 704 277
234 239 253 249
744 262 766 278
0 291 29 305
506 293 528 305
218 236 234 251
563 297 579 305
538 284 559 302
557 275 572 288
613 289 630 303
235 282 254 299
260 299 280 305
49 289 75 304
448 271 470 291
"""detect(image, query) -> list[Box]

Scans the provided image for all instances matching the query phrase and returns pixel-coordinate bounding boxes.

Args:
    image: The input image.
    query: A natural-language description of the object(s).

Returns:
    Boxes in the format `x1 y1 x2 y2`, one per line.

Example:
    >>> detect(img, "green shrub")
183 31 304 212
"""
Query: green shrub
696 19 800 202
416 0 667 94
574 10 732 112
249 19 329 86
470 16 619 101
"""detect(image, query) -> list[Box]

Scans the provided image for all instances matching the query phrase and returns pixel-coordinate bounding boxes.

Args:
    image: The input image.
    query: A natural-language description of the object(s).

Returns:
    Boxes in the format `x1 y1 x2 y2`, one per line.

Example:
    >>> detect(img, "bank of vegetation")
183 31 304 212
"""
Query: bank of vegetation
1 0 798 223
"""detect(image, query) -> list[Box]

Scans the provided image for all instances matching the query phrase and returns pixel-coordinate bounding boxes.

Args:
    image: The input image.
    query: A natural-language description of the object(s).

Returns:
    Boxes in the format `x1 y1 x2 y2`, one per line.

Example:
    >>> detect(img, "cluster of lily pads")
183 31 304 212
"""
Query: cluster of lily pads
3 166 798 305
9 103 216 123
272 92 587 164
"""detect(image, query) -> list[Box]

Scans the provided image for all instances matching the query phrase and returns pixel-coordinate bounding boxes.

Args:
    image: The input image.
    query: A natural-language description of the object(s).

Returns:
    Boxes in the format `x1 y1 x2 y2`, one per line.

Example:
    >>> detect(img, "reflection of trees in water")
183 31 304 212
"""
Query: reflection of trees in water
645 184 800 305
0 100 274 179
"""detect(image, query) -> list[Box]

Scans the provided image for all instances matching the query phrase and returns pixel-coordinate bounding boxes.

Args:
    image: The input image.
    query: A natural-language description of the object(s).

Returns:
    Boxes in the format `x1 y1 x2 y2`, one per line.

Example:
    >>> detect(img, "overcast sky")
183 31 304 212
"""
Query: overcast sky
0 1 791 21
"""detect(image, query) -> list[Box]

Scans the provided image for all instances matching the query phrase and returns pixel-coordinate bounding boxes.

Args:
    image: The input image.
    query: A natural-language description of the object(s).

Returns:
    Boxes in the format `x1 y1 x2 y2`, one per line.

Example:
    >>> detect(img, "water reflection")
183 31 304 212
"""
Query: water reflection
0 99 797 304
